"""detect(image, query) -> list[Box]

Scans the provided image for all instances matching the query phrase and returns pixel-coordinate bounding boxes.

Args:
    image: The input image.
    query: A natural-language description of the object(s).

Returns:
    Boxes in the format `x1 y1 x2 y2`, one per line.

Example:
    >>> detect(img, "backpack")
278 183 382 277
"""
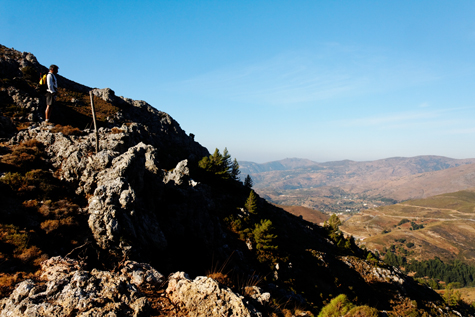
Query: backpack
38 73 48 93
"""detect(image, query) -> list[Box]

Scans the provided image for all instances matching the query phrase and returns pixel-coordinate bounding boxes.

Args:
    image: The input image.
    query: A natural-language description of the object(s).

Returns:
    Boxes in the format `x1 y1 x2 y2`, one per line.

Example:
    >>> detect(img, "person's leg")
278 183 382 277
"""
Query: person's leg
45 92 53 122
45 105 51 122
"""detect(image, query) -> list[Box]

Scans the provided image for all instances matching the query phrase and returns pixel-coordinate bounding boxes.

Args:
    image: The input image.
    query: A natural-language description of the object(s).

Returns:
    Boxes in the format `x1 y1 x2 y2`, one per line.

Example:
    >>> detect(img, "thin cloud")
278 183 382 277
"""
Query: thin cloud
177 52 363 105
334 107 474 130
164 45 440 107
448 127 475 135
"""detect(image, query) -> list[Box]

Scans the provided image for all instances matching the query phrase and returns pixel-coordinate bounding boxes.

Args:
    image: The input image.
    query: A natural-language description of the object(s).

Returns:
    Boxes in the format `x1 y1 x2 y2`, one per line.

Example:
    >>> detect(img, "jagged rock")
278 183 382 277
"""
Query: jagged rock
244 286 271 305
7 86 40 114
88 142 168 251
11 124 221 256
0 256 162 317
163 159 197 187
120 261 164 287
92 87 116 103
166 272 261 317
341 256 407 286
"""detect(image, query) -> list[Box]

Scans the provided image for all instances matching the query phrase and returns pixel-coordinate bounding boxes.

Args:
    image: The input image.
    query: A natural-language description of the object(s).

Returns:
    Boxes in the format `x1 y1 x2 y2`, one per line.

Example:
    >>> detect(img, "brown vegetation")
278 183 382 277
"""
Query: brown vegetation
0 138 89 298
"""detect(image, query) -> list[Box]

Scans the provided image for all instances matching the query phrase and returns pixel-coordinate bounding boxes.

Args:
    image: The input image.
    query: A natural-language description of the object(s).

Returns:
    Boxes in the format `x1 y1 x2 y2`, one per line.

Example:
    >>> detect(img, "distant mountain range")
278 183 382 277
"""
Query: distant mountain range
240 156 475 211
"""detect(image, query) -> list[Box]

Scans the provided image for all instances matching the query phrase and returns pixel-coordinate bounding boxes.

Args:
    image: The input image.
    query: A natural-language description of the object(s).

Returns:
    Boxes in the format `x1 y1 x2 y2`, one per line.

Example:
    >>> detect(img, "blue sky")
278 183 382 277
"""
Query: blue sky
2 1 475 163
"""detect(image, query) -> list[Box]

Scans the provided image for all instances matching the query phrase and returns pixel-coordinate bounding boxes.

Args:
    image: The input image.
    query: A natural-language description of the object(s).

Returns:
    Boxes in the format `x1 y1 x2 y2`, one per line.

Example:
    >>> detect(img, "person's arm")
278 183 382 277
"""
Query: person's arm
47 73 57 93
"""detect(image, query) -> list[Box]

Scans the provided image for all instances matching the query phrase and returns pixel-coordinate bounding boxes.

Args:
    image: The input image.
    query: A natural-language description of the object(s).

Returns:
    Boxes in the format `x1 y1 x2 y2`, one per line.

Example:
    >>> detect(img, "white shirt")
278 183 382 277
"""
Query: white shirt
47 72 58 93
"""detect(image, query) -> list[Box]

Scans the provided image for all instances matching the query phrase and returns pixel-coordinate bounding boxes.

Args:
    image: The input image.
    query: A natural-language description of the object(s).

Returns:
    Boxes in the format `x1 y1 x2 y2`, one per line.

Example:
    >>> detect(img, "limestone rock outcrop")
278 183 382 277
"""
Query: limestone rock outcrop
11 124 218 255
166 272 261 317
0 256 163 317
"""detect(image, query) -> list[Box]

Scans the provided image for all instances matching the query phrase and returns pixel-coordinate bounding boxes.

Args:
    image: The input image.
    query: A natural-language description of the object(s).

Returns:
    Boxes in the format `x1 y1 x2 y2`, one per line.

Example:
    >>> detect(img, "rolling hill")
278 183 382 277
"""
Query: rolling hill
241 157 475 212
340 188 475 264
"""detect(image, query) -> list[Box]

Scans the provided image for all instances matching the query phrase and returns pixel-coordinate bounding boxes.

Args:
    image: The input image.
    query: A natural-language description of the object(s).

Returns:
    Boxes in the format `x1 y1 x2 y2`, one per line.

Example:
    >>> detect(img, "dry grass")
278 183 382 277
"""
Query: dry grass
51 124 83 136
276 204 329 225
111 127 124 134
455 287 475 305
56 88 120 122
206 252 235 288
0 140 44 169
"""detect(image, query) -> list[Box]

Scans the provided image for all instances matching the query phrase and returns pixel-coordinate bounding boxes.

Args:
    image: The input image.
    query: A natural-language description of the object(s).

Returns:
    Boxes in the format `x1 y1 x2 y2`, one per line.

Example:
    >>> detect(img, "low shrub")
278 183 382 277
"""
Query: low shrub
40 219 60 234
51 124 83 136
16 246 42 263
0 140 44 170
318 294 354 317
346 305 379 317
1 224 29 251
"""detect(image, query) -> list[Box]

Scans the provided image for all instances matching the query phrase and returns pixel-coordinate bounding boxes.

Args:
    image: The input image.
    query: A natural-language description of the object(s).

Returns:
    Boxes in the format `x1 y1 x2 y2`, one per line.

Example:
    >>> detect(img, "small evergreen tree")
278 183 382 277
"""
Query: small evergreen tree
244 174 253 188
245 190 258 215
253 219 277 252
222 148 232 171
327 214 341 231
444 284 461 307
198 148 241 181
231 158 240 180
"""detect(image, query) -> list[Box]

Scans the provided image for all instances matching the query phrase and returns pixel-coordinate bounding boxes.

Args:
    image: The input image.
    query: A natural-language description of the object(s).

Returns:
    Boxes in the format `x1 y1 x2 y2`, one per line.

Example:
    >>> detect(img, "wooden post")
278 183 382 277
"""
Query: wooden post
89 91 99 154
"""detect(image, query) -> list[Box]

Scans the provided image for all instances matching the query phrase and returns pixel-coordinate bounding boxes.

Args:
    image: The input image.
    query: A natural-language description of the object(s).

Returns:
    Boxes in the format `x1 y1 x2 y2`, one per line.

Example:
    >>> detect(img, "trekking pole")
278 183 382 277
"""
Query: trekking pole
89 91 99 154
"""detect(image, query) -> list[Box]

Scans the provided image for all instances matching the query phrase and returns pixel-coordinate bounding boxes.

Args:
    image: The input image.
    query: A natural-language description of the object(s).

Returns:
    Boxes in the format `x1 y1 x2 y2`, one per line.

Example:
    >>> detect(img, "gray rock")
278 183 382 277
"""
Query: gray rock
0 256 161 317
10 124 219 256
166 272 262 317
163 159 198 187
87 142 167 251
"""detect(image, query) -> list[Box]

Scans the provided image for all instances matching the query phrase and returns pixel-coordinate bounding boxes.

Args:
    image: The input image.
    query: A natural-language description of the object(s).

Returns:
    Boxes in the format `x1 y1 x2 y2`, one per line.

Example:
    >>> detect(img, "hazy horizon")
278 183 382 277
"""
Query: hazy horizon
240 154 475 165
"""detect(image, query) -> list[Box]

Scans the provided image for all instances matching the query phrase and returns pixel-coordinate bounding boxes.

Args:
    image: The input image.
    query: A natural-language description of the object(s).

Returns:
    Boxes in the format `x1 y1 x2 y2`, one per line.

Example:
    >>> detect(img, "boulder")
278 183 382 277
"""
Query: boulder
166 272 261 317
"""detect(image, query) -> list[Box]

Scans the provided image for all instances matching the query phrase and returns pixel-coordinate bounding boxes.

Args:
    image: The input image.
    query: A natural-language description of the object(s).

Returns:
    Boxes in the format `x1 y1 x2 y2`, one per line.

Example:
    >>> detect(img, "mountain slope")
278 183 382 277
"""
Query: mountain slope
340 187 475 265
343 163 475 201
0 44 471 316
240 156 475 212
242 156 475 190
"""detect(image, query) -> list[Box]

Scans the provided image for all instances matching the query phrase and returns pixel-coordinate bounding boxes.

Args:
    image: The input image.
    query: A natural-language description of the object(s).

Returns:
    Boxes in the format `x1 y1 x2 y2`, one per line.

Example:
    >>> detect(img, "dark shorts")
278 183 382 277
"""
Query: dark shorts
46 92 56 106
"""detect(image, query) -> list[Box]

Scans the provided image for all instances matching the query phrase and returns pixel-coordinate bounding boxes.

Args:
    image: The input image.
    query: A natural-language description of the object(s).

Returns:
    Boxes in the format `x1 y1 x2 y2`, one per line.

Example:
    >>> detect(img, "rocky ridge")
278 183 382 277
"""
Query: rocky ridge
0 44 472 316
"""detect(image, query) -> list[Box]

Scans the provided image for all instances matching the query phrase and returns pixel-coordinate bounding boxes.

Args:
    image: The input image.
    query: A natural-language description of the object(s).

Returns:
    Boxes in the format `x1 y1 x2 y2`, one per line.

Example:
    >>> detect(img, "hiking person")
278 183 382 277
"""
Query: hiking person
45 64 59 123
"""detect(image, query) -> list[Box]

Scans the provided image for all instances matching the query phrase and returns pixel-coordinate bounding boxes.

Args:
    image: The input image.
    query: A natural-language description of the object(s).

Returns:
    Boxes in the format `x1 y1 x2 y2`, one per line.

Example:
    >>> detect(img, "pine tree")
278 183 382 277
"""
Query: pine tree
328 214 341 231
198 148 241 181
231 158 240 180
244 174 253 188
245 190 258 215
253 219 277 252
222 148 231 172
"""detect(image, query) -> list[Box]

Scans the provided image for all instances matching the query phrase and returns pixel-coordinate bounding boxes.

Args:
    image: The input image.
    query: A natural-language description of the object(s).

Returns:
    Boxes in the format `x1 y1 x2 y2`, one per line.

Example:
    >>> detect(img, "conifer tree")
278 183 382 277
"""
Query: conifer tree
198 148 241 181
222 148 232 172
231 158 240 180
253 219 277 251
245 190 258 215
328 214 342 231
244 174 253 188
